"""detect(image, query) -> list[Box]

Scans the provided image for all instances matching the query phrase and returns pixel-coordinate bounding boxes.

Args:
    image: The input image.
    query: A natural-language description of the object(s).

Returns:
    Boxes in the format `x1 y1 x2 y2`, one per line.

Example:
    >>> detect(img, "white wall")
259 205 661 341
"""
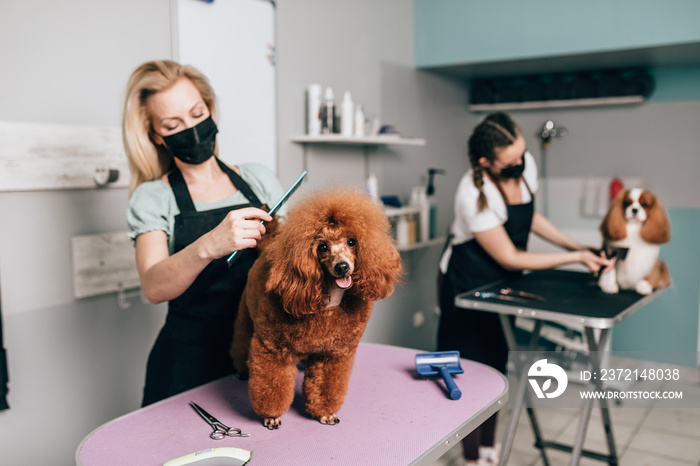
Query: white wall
0 1 172 464
175 0 277 169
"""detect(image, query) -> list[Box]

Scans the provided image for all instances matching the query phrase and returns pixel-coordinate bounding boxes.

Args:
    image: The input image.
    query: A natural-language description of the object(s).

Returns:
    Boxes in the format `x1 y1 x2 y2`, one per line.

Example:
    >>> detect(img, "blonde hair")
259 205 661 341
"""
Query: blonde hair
122 60 218 193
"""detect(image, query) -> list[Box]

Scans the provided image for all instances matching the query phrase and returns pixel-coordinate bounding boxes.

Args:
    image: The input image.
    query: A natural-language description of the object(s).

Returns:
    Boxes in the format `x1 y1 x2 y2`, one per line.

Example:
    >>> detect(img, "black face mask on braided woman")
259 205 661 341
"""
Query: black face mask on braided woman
498 154 525 179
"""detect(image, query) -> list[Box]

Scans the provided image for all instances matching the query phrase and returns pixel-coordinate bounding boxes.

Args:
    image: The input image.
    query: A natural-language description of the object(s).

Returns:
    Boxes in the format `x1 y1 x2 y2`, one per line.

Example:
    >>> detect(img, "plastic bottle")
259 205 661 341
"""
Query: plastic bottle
366 172 379 201
396 215 409 246
418 187 430 244
407 214 417 244
409 186 429 243
320 87 335 134
354 104 365 137
307 84 322 136
610 176 624 202
341 91 354 136
426 168 446 239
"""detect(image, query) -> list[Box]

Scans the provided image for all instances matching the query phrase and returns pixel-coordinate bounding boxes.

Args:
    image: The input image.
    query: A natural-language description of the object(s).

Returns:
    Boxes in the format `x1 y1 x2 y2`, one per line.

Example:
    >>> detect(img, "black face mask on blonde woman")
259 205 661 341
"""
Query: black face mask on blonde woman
161 115 218 165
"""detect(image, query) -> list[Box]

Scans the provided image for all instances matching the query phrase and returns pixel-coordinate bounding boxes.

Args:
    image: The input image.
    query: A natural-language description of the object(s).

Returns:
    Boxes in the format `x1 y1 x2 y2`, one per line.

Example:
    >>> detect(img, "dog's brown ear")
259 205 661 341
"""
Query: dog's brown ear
600 191 627 240
353 216 404 301
357 246 403 301
641 195 671 244
266 231 325 317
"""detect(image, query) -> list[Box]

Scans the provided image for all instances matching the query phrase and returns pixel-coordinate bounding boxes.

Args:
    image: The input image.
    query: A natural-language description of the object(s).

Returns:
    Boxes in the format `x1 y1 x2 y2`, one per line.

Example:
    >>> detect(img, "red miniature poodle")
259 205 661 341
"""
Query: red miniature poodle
230 189 403 429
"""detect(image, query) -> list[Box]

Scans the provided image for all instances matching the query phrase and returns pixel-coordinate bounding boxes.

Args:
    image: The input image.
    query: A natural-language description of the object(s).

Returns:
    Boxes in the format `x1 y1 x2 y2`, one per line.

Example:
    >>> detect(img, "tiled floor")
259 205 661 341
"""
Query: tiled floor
432 370 700 466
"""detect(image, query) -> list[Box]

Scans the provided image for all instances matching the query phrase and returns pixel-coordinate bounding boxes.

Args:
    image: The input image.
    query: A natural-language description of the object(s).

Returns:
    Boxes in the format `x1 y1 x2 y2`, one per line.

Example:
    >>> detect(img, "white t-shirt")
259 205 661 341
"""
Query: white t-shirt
439 151 538 274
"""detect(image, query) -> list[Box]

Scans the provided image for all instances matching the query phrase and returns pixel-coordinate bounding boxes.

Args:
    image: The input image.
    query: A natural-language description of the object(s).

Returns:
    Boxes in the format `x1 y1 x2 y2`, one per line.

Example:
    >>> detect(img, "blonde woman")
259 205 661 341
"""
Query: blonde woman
124 60 284 406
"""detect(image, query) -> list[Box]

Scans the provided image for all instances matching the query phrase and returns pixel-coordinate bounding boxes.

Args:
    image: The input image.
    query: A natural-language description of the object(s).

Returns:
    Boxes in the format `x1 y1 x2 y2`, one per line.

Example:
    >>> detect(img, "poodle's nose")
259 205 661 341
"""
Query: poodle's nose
335 262 349 276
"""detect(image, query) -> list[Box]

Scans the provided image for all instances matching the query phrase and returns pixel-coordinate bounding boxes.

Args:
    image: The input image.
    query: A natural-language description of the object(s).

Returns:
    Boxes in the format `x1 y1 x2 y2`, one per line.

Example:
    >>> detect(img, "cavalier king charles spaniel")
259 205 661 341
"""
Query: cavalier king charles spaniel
598 188 671 295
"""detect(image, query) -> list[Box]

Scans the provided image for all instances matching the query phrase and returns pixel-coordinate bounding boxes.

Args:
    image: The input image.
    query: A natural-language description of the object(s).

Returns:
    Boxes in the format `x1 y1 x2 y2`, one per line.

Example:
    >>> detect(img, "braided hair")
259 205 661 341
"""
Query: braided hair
468 112 519 212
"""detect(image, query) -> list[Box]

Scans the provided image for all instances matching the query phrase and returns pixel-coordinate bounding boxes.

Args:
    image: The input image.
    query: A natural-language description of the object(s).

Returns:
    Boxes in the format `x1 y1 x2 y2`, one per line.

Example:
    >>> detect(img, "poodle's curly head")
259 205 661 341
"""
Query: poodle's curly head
265 188 404 317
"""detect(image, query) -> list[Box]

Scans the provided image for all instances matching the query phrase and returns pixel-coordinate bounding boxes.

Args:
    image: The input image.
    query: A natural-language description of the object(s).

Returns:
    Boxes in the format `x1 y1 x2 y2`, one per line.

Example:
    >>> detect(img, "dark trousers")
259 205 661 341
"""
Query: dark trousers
142 330 234 407
437 273 508 460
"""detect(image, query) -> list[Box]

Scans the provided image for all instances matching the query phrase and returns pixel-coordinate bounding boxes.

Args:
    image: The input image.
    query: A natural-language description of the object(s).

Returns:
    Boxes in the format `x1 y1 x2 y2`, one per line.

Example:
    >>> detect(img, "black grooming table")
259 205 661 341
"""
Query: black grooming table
455 268 666 466
455 269 662 329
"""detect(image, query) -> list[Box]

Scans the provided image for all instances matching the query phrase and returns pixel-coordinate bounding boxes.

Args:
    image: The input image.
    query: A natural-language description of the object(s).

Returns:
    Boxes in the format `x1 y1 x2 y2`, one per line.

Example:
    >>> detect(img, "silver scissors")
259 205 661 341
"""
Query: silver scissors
474 291 529 304
499 288 547 302
189 401 250 440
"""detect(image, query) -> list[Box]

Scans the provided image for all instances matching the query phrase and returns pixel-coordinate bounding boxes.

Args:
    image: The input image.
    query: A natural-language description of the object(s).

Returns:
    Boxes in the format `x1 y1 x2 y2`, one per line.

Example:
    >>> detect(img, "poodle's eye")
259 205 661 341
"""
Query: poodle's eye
317 243 329 254
347 238 356 248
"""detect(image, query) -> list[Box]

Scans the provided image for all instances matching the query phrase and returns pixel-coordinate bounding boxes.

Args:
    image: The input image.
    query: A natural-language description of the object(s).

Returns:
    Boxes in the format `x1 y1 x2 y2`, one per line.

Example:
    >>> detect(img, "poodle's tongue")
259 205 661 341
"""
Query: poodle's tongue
336 276 352 289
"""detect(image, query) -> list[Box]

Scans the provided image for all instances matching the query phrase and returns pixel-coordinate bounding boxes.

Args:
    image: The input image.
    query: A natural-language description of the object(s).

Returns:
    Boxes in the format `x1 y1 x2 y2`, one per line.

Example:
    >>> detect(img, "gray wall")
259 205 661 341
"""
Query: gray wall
506 102 700 212
0 1 171 464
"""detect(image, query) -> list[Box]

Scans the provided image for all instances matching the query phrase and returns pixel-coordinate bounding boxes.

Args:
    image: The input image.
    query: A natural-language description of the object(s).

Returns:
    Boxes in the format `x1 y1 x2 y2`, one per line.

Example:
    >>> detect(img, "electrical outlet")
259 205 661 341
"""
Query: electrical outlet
413 311 425 328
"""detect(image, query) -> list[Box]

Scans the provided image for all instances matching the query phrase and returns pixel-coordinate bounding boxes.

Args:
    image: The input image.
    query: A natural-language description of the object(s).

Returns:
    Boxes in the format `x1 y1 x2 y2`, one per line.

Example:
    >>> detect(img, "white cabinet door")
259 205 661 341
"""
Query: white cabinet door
174 0 276 171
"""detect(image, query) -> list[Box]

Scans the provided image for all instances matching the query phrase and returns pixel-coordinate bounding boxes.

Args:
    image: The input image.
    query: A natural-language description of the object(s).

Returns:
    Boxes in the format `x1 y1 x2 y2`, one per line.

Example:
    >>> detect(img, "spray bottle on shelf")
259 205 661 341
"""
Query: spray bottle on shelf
409 186 429 243
426 168 446 239
320 87 335 134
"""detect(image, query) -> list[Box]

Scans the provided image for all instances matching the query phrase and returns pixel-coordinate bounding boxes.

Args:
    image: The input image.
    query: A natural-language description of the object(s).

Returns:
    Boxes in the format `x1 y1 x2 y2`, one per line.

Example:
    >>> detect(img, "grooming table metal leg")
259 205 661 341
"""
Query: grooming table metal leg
597 400 618 466
525 405 551 466
499 314 519 352
498 318 546 466
570 395 594 466
569 328 618 466
586 328 618 466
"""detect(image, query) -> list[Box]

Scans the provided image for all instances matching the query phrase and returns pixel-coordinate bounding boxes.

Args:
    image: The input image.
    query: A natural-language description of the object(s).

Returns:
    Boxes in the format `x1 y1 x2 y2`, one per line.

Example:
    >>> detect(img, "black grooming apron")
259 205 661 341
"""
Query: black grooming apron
142 159 263 406
437 181 534 373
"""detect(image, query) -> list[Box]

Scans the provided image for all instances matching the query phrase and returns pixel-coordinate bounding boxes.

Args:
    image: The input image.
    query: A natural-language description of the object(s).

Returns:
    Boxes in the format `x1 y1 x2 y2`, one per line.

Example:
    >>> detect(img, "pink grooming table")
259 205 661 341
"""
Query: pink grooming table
77 343 507 465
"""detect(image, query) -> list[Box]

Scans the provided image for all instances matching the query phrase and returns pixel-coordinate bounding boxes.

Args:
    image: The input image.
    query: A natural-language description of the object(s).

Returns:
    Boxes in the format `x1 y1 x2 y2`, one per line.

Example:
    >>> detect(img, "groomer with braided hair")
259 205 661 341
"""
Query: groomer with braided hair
437 112 610 465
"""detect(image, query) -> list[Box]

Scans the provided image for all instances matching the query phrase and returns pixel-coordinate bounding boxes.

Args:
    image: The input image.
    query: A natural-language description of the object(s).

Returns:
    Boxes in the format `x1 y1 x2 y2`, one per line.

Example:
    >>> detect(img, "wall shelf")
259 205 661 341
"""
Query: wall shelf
467 95 645 113
385 206 445 252
290 135 426 146
290 134 426 186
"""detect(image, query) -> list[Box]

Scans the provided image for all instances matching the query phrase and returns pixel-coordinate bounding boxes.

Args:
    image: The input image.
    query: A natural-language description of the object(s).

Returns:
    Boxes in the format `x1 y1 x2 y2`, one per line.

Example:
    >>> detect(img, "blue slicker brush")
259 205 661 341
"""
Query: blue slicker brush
415 351 464 400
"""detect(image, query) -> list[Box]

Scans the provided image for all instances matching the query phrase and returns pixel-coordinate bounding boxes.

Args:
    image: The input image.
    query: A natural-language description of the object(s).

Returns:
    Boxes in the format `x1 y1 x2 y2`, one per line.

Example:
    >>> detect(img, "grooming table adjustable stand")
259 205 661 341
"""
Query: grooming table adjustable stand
454 269 665 466
499 318 616 466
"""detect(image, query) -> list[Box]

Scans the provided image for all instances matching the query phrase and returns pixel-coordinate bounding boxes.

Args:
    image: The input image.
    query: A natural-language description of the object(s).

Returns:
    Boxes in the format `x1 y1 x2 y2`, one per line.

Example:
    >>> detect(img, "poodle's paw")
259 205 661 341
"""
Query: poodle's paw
635 280 653 295
318 414 340 426
263 417 282 430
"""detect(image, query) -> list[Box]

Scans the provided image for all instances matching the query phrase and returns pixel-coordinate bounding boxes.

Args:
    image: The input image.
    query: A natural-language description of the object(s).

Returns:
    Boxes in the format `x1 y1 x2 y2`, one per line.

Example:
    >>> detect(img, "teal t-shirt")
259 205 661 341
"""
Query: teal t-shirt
127 162 285 254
